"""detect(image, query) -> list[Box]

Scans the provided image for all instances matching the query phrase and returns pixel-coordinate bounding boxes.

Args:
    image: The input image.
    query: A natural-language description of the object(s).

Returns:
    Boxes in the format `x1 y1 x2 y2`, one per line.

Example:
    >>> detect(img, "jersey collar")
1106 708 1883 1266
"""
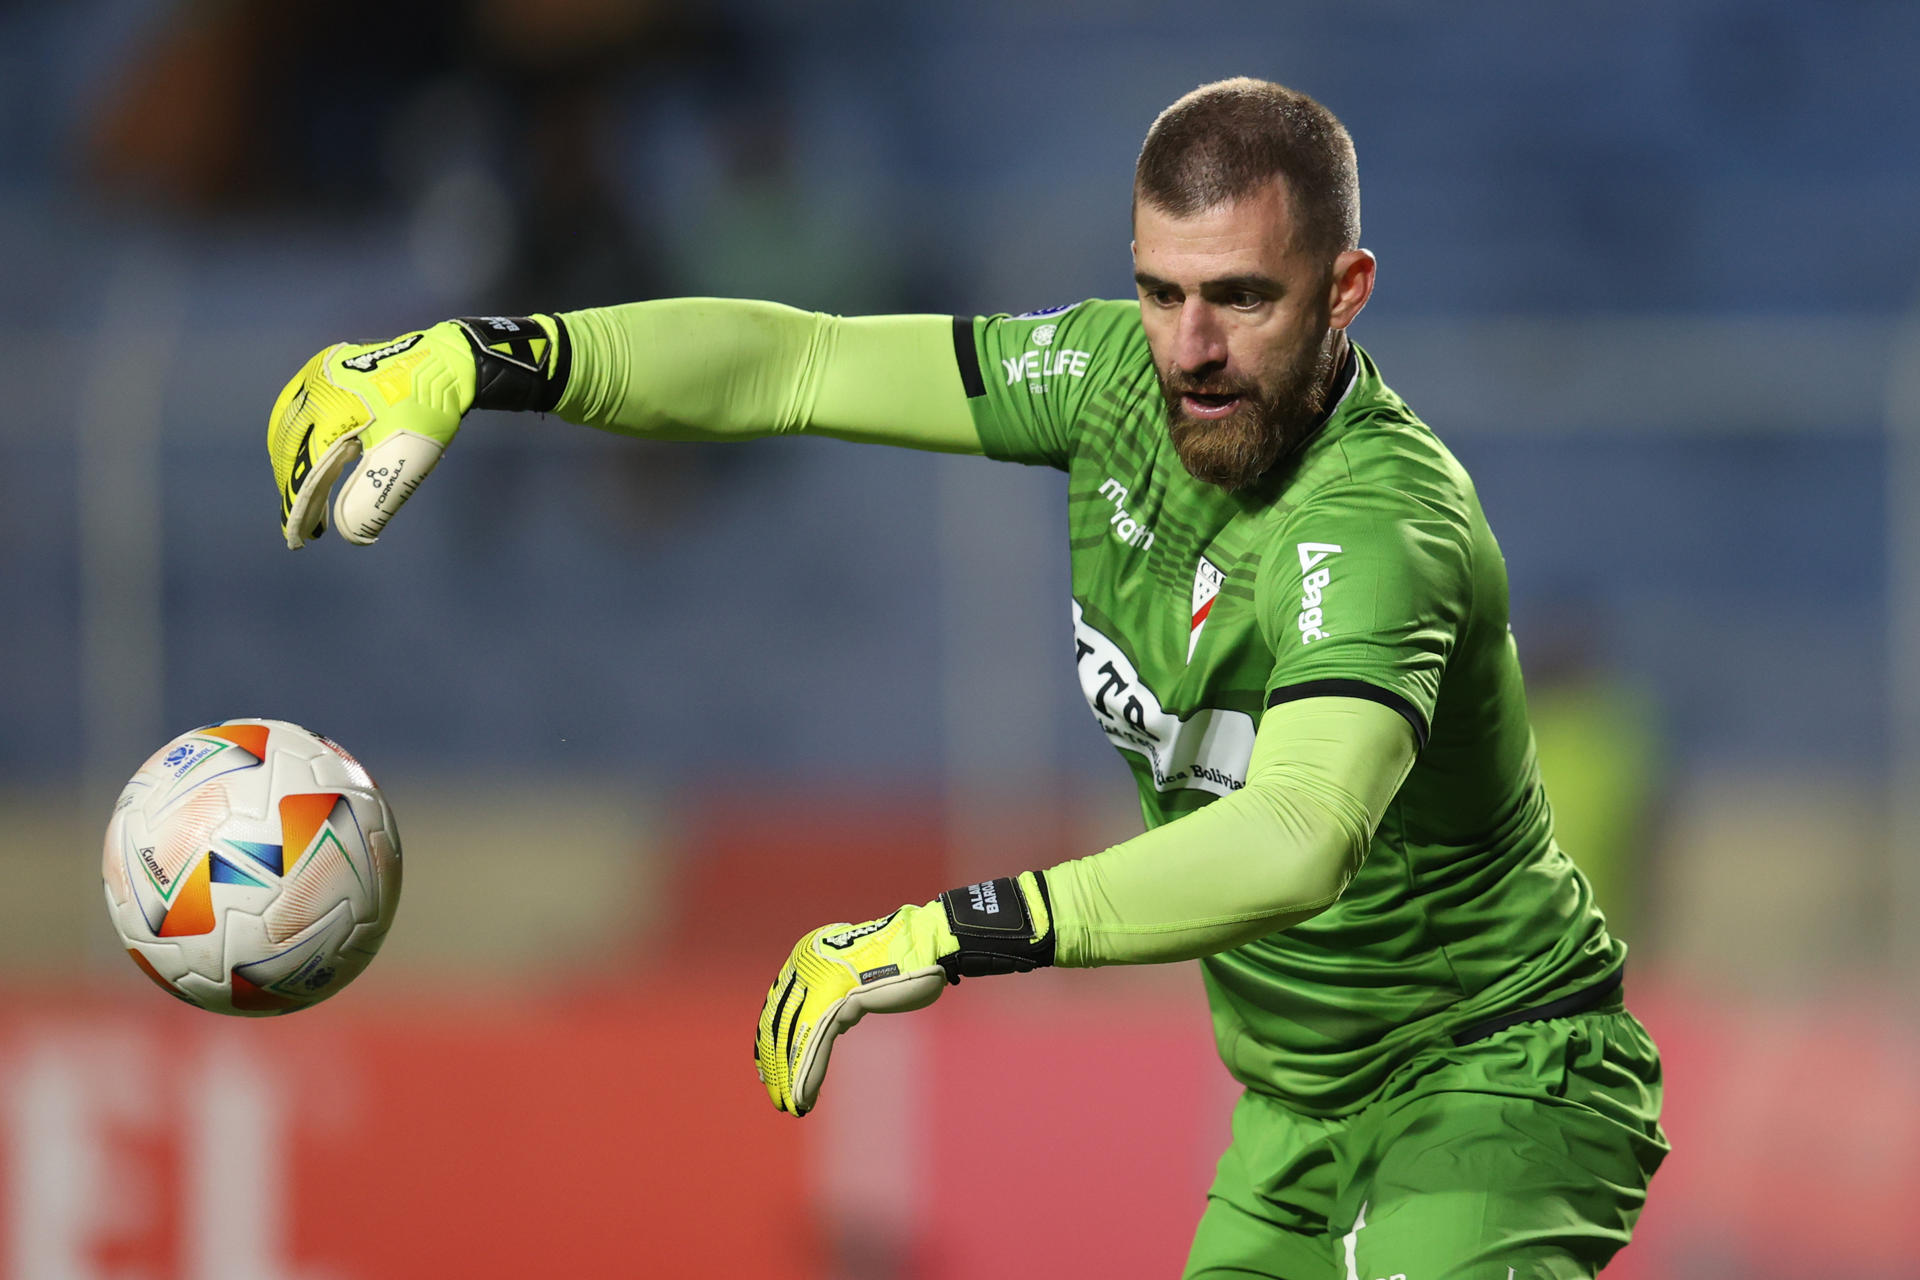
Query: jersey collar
1320 343 1361 427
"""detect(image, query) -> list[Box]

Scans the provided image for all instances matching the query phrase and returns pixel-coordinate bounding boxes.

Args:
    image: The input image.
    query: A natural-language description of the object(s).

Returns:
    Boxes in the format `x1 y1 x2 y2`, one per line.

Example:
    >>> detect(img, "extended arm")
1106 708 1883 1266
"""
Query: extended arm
556 301 981 451
755 695 1417 1114
267 302 980 547
1047 695 1416 966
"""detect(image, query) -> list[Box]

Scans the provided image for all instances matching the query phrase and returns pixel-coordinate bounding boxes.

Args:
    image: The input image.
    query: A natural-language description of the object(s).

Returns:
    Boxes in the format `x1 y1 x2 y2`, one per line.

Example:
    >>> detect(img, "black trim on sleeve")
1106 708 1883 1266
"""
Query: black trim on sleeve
951 316 986 398
1267 678 1430 751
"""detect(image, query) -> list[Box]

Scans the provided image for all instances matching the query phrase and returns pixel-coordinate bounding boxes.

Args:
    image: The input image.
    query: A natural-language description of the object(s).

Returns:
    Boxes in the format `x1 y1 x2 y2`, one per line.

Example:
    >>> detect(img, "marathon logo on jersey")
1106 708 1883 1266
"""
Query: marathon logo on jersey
340 333 423 373
1189 556 1224 662
1072 601 1255 796
1097 477 1155 549
1296 542 1342 644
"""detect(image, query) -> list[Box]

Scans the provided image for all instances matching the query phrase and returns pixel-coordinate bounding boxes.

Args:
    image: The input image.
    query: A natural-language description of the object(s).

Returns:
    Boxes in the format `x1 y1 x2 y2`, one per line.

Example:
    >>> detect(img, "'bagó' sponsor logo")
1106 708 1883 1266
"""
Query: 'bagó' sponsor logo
1296 542 1342 643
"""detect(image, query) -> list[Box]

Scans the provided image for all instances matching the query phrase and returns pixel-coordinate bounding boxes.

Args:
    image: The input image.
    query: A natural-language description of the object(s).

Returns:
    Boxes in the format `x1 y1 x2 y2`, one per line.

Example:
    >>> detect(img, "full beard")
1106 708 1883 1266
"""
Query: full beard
1161 339 1339 492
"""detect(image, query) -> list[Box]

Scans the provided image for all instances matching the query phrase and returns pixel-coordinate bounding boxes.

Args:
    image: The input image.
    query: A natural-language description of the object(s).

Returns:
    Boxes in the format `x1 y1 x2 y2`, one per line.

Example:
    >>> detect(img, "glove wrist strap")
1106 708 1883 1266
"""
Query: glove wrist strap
937 872 1055 980
455 314 571 413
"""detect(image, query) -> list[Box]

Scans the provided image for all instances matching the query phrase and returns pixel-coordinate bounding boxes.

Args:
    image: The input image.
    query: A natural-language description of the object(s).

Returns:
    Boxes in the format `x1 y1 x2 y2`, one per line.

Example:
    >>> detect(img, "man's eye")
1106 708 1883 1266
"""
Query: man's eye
1148 289 1180 306
1229 292 1263 309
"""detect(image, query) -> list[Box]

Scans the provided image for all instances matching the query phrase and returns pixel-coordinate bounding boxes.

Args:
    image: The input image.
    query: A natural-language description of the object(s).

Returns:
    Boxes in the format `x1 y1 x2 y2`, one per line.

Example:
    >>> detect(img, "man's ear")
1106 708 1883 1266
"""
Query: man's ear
1329 249 1376 330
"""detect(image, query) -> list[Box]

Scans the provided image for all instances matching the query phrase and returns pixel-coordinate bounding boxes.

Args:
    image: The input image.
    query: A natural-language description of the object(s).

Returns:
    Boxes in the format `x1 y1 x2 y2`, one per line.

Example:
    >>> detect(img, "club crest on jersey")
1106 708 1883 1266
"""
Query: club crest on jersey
1189 556 1224 662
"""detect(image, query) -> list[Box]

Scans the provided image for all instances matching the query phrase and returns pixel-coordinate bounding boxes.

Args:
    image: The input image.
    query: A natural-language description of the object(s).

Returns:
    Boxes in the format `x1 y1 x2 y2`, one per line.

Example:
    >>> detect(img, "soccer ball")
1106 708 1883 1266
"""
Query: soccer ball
102 718 401 1016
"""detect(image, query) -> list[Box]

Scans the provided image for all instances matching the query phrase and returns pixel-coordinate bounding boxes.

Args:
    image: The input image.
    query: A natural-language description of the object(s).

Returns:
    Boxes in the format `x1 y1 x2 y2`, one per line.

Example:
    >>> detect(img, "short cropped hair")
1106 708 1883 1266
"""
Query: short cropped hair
1134 78 1360 258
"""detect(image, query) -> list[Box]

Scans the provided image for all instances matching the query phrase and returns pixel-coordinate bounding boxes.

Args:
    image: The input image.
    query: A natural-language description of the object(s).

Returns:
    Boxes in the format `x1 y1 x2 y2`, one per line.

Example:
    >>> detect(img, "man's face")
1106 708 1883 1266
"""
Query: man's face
1132 179 1350 491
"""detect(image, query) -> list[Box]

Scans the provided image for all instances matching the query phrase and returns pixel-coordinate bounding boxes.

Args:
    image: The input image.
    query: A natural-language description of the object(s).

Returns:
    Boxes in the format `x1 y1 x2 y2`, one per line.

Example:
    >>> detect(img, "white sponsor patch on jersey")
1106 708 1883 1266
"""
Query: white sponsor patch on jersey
1295 542 1342 644
1189 556 1224 662
1073 601 1254 796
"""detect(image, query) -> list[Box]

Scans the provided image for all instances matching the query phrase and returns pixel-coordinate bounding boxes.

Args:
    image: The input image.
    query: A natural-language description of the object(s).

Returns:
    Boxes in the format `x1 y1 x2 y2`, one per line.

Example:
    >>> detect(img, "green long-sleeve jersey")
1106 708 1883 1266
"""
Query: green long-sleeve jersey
554 297 1624 1116
959 300 1621 1113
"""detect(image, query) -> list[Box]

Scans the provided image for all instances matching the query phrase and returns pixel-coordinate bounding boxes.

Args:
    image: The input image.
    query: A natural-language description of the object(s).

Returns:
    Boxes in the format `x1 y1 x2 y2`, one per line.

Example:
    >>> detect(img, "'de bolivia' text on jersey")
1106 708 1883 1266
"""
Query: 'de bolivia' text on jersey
956 300 1622 1117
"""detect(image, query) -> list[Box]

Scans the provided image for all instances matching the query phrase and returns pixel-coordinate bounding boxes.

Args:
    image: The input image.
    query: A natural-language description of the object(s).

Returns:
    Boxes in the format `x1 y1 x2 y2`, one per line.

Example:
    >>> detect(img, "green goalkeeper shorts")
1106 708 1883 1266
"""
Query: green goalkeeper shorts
1183 1002 1667 1279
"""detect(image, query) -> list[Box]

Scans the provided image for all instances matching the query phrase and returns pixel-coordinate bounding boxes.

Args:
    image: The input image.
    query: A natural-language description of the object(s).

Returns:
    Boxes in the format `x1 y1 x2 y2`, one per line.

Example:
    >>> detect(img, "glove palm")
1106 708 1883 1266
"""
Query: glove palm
267 323 476 548
756 903 957 1117
756 874 1054 1117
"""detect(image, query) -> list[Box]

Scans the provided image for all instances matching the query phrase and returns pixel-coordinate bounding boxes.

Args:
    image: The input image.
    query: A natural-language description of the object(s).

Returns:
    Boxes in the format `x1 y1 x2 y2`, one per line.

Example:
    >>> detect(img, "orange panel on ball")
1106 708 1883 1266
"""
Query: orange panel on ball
279 793 341 872
157 855 215 937
201 723 271 760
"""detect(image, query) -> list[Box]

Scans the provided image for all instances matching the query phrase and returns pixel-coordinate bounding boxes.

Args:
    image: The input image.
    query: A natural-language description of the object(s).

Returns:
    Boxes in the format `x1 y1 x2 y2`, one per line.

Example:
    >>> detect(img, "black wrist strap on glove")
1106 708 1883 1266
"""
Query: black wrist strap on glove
937 872 1055 981
455 314 571 413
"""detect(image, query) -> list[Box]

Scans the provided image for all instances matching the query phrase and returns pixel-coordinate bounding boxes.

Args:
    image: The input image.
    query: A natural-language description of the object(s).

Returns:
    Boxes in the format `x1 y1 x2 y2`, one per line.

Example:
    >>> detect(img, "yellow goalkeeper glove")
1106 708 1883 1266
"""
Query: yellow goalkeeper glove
756 872 1053 1117
267 314 569 548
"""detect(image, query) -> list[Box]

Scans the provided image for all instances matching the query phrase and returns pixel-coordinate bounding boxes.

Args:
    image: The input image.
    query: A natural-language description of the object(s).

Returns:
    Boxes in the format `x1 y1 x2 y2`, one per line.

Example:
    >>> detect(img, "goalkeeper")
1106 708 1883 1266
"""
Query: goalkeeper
269 79 1665 1278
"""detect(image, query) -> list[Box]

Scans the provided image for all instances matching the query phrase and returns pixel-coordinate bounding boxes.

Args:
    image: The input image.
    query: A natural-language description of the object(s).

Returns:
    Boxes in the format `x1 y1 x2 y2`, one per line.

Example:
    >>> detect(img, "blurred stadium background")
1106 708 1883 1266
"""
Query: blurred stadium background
4 1 1918 1275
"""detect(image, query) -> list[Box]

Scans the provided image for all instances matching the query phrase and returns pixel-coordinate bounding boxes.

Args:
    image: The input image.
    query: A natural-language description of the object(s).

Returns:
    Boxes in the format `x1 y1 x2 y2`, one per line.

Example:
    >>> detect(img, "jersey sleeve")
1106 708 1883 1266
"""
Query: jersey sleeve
1254 482 1474 751
555 300 982 452
1043 696 1418 967
958 299 1147 470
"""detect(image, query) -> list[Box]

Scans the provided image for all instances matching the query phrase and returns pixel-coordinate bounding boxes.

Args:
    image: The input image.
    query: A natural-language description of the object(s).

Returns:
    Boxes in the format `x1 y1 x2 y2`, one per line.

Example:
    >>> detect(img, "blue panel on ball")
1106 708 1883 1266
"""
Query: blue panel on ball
222 839 284 877
209 853 268 889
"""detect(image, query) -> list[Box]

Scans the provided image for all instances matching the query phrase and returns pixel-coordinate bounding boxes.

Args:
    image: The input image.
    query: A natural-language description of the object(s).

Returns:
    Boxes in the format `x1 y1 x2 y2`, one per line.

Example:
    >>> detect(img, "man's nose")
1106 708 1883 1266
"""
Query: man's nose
1174 302 1227 373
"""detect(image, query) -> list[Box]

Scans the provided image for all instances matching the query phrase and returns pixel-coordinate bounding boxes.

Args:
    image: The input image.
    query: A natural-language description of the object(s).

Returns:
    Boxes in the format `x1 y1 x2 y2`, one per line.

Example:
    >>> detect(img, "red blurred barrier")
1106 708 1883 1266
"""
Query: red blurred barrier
5 977 1918 1278
663 789 950 966
922 989 1228 1279
0 989 815 1280
1622 983 1920 1277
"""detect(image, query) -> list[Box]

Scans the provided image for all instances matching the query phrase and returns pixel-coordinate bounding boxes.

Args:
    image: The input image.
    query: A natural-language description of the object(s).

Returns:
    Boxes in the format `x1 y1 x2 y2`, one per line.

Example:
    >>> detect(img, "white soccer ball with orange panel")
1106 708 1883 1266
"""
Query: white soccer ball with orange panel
102 718 401 1015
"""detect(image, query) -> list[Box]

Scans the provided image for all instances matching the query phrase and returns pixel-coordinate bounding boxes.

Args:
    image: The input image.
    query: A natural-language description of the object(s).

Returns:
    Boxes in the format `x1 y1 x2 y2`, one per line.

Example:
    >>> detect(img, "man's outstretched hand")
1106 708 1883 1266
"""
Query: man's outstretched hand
268 323 478 549
756 874 1055 1117
755 903 957 1117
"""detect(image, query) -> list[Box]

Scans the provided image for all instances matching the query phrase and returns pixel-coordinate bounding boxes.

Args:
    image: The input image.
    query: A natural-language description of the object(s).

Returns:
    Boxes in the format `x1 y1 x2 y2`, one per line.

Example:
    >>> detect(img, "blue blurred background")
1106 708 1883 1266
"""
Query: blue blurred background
3 2 1918 1276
